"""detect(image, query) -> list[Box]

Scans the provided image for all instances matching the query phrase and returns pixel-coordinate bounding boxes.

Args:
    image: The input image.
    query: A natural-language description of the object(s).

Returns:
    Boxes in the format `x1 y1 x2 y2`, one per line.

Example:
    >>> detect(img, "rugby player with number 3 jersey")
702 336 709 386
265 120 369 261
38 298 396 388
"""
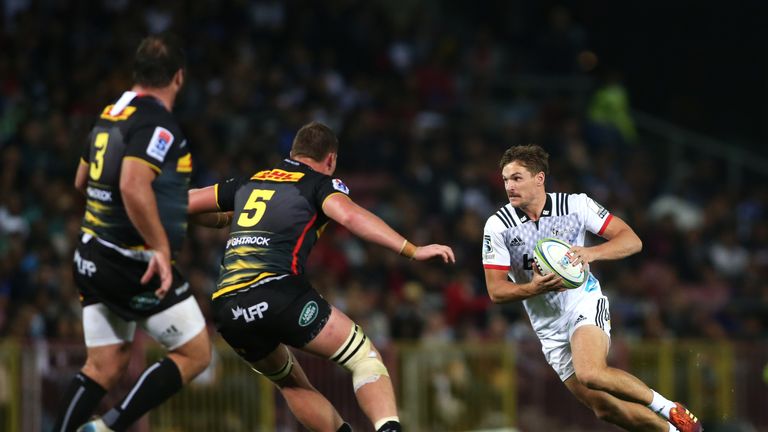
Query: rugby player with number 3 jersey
482 145 702 432
54 33 211 432
189 121 455 432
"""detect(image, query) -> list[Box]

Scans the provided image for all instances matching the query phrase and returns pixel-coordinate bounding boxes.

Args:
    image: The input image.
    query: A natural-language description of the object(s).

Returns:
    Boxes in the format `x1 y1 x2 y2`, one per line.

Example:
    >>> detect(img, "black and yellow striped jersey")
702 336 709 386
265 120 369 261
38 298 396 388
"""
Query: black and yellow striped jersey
211 158 350 299
80 92 191 256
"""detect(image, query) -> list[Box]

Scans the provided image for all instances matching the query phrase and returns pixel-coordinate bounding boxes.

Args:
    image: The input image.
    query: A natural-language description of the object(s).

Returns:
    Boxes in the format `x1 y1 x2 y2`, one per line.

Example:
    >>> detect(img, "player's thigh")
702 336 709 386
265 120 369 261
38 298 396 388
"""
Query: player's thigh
568 294 611 371
302 305 361 358
570 324 610 372
82 302 136 350
139 296 208 351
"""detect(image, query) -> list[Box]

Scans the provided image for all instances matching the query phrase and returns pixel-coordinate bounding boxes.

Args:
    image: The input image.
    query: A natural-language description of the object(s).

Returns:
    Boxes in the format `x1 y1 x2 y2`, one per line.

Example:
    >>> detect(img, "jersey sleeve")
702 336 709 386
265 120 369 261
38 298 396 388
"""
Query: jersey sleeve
571 193 613 235
482 216 511 271
124 124 177 172
316 176 351 209
81 135 91 164
214 176 248 212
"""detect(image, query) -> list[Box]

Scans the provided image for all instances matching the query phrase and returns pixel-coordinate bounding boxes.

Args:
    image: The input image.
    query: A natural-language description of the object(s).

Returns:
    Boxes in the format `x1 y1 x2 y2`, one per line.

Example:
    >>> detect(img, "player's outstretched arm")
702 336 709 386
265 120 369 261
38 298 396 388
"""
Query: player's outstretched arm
322 193 455 264
187 186 233 228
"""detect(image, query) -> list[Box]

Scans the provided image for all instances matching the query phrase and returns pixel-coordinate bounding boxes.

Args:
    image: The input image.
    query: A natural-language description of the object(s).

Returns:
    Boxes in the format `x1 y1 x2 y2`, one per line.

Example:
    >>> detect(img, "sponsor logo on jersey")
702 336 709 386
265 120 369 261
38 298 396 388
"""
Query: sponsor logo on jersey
74 250 97 277
86 187 112 202
226 236 271 248
176 153 192 173
332 178 349 194
129 291 161 310
252 169 304 182
100 105 137 121
509 236 525 247
482 235 494 260
298 300 319 327
575 314 587 325
146 126 174 162
587 198 608 218
231 302 269 322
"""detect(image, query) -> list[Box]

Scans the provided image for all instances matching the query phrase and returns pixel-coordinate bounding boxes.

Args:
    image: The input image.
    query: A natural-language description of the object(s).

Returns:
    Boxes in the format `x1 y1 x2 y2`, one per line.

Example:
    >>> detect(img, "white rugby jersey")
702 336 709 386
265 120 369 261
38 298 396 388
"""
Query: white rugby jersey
482 192 612 337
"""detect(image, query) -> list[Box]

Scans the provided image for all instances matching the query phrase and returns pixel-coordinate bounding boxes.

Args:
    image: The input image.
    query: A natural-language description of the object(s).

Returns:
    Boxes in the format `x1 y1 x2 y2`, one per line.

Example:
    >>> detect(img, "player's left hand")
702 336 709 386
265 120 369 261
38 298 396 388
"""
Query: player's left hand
413 244 456 264
566 246 595 268
142 250 173 299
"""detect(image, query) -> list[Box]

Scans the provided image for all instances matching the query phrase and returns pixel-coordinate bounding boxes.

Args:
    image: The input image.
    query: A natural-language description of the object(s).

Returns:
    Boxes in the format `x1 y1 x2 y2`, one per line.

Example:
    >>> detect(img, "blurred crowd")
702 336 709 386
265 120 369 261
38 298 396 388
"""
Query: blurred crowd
1 0 767 353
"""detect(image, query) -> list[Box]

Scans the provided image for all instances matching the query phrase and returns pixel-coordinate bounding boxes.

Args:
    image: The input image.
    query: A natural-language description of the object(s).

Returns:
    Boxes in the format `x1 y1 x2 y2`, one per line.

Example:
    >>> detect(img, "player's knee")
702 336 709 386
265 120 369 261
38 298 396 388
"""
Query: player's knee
330 324 389 391
575 369 605 391
83 356 128 389
252 348 295 383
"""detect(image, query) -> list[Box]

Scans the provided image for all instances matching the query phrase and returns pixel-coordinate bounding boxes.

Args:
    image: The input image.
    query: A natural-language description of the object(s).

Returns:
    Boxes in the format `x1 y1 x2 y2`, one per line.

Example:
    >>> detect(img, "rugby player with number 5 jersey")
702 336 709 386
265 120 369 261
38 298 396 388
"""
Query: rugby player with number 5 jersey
188 121 455 432
482 145 702 432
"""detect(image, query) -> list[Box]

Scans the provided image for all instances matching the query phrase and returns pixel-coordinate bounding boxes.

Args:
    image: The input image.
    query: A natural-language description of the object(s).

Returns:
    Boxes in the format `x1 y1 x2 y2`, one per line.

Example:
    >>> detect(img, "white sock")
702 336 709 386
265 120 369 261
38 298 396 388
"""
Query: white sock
647 390 675 419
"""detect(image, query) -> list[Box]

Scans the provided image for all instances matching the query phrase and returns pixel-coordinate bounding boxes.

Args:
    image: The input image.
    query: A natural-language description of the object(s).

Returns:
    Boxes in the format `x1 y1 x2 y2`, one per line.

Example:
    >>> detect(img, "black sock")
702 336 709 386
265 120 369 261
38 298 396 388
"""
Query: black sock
337 422 352 432
52 372 107 432
377 420 402 432
102 357 183 431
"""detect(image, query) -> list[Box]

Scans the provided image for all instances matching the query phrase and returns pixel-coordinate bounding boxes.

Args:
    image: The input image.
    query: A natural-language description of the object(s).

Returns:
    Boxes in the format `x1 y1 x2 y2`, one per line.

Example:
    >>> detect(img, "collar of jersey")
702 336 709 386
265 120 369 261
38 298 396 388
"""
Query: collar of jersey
514 193 553 223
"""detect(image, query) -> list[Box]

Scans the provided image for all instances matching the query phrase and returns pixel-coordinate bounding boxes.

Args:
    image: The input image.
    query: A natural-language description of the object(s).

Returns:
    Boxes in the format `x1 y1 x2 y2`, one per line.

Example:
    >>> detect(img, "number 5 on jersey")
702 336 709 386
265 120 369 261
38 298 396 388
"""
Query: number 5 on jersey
238 189 275 227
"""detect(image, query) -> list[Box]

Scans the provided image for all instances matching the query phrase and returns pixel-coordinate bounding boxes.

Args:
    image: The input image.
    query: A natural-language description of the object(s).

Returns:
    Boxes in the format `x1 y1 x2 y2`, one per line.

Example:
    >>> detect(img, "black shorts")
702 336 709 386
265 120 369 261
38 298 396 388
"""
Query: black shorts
212 275 331 362
73 236 191 321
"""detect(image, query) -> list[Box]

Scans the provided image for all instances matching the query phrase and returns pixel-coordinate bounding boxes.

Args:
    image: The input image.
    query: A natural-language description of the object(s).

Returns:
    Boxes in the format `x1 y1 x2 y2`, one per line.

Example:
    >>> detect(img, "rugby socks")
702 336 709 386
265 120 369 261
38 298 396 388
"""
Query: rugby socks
102 357 183 431
337 422 353 432
375 417 402 432
647 389 676 419
52 372 107 432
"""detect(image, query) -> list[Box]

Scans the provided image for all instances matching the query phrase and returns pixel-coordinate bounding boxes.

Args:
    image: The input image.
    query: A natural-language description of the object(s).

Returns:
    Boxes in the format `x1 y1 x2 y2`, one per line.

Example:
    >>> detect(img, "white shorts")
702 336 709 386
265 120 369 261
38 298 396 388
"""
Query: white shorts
540 295 611 381
83 296 206 350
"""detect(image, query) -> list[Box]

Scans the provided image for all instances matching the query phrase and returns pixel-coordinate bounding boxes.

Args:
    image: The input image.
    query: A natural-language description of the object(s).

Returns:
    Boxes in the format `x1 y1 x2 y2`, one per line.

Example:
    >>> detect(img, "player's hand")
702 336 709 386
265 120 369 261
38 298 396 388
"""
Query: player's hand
531 262 566 293
413 244 456 264
566 246 595 268
141 250 173 299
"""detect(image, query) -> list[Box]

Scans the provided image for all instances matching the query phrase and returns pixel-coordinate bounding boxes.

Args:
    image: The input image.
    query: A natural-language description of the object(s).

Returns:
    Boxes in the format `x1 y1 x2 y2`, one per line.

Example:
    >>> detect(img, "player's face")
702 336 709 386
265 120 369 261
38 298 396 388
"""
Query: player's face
502 161 543 208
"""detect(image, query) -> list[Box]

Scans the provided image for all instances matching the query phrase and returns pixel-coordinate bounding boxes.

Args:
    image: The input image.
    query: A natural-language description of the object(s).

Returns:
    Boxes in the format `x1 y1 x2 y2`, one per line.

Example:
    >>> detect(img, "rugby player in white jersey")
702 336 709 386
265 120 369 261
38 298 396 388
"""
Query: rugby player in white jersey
482 145 702 432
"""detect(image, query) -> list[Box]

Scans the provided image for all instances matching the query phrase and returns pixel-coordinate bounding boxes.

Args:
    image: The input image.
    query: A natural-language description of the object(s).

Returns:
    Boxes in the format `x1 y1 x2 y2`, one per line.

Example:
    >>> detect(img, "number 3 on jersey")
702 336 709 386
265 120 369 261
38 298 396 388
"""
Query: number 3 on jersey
89 132 109 180
238 189 276 227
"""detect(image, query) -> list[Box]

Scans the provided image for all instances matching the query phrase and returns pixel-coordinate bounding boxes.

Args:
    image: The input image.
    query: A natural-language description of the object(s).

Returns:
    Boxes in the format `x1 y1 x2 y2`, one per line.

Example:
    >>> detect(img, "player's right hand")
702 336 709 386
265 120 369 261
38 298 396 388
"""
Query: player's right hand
413 244 456 264
531 263 566 293
141 250 173 299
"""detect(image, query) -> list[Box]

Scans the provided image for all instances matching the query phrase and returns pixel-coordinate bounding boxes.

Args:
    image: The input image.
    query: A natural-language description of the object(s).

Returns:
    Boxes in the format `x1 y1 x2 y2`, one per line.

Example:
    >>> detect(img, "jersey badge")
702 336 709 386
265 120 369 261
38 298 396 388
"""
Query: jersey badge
332 178 350 194
586 198 609 218
146 127 174 162
483 235 495 260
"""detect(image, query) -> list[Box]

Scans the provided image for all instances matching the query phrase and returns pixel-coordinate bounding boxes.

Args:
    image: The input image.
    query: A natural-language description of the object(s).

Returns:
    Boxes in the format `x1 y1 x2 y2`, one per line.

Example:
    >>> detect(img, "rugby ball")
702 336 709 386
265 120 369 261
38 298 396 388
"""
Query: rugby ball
533 238 588 289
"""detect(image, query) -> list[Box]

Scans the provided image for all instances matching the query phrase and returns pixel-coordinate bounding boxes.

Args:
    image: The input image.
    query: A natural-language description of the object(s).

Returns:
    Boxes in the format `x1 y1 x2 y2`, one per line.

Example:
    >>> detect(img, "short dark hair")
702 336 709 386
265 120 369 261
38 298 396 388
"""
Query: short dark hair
499 144 549 175
290 121 339 161
133 32 186 88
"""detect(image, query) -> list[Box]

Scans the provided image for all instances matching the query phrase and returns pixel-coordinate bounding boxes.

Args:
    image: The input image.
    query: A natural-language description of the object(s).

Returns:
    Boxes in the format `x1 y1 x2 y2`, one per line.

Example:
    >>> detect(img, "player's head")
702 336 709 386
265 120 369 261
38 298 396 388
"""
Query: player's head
133 32 186 91
290 121 339 175
499 144 549 208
